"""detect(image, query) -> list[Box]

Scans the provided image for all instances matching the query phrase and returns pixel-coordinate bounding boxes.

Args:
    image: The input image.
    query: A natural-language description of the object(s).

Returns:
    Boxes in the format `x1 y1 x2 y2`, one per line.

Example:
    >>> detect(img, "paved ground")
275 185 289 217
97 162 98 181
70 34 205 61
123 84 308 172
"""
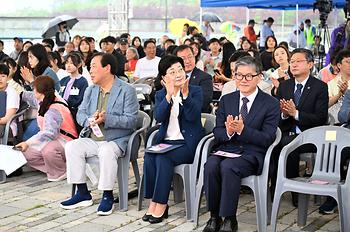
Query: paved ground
0 162 341 232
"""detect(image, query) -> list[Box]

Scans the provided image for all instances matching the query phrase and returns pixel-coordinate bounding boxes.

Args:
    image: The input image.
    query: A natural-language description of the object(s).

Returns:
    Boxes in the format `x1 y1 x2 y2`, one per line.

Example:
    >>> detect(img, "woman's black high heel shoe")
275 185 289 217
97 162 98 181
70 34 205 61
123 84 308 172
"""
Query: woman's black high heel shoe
148 205 169 224
142 213 152 222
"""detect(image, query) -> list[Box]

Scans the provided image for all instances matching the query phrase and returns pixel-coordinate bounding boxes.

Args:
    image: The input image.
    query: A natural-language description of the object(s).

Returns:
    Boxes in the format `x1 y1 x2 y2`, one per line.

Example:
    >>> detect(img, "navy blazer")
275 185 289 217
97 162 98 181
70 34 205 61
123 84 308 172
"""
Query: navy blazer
154 85 204 154
190 67 213 113
276 76 328 133
59 76 89 109
213 89 280 175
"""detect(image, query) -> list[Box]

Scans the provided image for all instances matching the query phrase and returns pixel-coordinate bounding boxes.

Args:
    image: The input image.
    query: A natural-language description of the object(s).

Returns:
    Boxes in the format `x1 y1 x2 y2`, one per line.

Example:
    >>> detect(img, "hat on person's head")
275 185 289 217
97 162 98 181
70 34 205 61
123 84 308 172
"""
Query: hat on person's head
13 37 23 43
120 38 128 45
104 36 117 44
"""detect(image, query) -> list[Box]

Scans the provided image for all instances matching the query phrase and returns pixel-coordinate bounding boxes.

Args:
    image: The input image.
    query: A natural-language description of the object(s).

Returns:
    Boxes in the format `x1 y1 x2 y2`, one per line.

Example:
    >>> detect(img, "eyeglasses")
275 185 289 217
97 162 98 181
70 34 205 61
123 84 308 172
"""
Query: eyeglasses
234 72 260 81
166 67 185 76
290 59 308 65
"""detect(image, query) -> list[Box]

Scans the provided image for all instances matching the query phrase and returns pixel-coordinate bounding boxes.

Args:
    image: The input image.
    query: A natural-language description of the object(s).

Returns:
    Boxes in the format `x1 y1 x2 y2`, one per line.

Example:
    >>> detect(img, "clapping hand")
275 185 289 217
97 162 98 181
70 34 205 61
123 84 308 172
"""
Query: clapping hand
20 67 34 83
280 99 297 117
162 75 175 103
180 77 190 98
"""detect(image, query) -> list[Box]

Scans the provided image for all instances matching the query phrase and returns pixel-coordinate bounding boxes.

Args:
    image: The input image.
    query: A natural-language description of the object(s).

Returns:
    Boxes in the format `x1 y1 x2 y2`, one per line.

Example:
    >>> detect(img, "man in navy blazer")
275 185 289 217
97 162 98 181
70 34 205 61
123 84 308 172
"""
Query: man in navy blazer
61 53 139 215
271 48 328 207
203 56 280 232
175 45 213 113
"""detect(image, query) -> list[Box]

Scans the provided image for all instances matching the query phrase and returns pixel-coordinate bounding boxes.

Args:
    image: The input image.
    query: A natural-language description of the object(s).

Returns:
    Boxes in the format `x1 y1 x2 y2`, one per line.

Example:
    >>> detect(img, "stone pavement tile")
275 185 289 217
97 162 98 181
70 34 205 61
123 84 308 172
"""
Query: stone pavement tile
0 223 28 232
0 205 23 218
17 205 50 217
6 197 50 210
25 221 62 232
267 223 290 232
90 213 136 227
168 221 196 232
110 220 147 232
0 215 26 226
237 211 257 226
63 222 114 232
318 214 340 231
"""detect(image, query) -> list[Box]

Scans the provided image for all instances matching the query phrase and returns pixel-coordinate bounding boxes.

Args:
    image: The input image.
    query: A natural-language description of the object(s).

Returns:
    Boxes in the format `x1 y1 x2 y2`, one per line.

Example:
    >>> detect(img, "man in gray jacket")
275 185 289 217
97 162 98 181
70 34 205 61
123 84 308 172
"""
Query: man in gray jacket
60 53 139 215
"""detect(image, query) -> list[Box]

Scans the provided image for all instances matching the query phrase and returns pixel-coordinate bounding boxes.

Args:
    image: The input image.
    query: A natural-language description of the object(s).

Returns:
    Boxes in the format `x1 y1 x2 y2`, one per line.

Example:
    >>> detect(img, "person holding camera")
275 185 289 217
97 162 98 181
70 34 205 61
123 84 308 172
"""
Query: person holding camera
326 18 350 65
55 21 71 48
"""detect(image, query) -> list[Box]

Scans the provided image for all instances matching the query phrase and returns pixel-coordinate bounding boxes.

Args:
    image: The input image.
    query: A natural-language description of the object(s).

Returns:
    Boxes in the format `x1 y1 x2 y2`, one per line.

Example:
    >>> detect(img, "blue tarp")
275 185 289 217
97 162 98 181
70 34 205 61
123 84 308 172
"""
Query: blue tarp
200 0 346 10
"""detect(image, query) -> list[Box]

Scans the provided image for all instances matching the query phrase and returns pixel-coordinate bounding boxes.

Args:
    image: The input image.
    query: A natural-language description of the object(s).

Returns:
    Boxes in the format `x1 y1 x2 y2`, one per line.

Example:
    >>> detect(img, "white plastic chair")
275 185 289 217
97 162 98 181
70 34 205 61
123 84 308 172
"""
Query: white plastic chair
270 126 350 232
194 128 281 232
137 113 216 221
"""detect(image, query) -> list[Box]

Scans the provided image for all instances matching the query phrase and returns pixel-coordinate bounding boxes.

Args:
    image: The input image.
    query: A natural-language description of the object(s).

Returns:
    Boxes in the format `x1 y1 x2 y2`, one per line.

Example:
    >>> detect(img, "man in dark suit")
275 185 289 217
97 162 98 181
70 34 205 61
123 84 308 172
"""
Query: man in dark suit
203 56 280 232
174 45 213 113
102 36 126 78
271 48 329 206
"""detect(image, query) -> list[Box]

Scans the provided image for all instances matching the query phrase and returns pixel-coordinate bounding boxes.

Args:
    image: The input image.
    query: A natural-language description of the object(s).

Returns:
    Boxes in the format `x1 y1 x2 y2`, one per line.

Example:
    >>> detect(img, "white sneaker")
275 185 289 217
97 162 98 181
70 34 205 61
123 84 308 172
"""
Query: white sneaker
48 173 67 182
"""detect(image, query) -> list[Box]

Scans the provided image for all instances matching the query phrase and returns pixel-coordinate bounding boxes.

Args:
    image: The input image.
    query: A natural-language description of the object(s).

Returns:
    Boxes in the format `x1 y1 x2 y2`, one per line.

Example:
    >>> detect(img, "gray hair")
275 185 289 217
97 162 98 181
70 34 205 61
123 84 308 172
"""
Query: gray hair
127 47 139 59
234 55 263 74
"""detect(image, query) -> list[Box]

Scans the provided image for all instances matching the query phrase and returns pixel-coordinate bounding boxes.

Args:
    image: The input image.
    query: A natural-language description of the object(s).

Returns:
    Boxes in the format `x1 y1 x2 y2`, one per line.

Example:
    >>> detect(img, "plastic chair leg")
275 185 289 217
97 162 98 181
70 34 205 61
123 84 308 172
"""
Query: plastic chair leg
254 185 268 232
173 174 184 203
270 188 284 232
182 167 193 221
137 174 144 211
0 170 6 183
297 193 309 226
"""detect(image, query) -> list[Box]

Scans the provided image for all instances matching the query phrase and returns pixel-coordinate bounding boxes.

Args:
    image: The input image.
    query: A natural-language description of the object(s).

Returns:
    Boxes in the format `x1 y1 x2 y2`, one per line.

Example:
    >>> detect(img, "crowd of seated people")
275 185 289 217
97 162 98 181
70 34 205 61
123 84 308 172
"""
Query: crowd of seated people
0 18 350 230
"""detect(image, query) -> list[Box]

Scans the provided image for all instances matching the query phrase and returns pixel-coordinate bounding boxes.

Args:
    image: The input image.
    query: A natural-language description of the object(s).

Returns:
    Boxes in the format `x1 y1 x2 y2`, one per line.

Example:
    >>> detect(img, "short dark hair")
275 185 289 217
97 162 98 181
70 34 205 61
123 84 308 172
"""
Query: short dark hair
143 39 156 49
157 55 184 81
291 48 314 62
267 17 274 23
0 63 9 76
0 40 3 46
165 38 175 45
248 19 256 25
234 55 263 74
336 49 350 64
305 19 311 24
229 50 250 64
91 52 118 75
208 38 221 46
173 45 194 56
42 38 55 50
104 36 117 44
120 33 130 39
85 37 95 43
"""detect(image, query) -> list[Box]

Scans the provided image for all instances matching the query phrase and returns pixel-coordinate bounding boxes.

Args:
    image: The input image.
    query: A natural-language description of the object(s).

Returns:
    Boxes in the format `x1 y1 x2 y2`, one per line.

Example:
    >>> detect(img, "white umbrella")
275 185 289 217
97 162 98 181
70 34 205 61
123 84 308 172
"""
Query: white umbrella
42 15 78 38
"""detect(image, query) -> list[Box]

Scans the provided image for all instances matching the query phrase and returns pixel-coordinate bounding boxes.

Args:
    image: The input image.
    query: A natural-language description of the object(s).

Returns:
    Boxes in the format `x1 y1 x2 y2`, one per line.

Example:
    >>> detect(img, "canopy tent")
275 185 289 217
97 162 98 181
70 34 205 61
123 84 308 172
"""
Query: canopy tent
200 0 346 9
199 0 346 48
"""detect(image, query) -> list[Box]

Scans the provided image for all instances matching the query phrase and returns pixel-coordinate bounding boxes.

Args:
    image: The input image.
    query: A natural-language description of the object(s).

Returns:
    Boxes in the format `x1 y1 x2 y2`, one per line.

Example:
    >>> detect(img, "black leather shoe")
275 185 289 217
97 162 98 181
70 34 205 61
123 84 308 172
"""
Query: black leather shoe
291 192 298 208
219 217 238 232
203 217 222 232
148 205 169 224
142 213 152 222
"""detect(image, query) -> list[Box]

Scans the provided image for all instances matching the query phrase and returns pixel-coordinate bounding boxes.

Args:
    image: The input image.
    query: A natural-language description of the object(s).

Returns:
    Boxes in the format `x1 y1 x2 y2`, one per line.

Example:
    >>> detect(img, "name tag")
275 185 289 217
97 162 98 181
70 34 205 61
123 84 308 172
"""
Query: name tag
70 88 79 96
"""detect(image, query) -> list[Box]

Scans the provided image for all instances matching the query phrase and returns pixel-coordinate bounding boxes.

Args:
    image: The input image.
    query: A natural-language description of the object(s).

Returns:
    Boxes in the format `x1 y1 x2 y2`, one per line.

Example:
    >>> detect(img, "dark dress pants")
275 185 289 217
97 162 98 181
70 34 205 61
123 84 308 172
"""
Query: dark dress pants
143 140 194 204
204 155 258 217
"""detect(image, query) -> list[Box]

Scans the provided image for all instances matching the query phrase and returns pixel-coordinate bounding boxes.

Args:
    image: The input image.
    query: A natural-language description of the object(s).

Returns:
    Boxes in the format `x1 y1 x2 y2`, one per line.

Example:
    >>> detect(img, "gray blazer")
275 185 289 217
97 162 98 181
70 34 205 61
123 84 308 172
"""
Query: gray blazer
77 78 139 153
